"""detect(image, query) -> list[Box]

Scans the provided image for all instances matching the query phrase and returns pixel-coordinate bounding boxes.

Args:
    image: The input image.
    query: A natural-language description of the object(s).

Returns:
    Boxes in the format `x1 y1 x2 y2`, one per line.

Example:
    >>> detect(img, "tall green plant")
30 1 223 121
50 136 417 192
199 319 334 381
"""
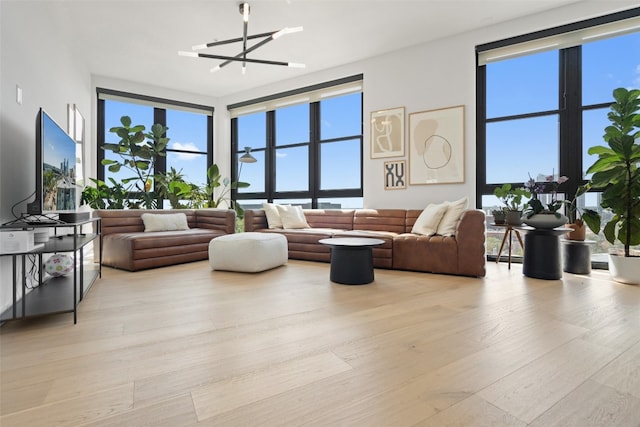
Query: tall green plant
101 116 168 208
586 88 640 257
204 164 250 218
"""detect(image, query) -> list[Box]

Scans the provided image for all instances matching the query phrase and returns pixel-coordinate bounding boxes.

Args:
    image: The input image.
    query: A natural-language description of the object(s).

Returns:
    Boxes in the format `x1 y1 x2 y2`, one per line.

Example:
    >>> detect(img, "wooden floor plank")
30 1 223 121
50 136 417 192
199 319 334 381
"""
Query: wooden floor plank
529 379 640 427
477 338 618 423
1 260 638 426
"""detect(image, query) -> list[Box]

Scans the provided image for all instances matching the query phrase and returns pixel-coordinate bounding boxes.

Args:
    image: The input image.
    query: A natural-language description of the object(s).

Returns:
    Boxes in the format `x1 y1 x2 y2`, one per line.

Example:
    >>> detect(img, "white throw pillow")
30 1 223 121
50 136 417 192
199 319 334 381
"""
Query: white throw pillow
436 196 469 236
411 203 448 236
276 205 310 229
141 213 190 232
262 202 285 229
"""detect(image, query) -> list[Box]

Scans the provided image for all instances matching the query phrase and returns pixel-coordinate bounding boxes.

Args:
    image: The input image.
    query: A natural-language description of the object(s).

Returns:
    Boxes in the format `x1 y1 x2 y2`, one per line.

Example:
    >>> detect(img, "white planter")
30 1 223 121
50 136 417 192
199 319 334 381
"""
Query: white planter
608 252 640 285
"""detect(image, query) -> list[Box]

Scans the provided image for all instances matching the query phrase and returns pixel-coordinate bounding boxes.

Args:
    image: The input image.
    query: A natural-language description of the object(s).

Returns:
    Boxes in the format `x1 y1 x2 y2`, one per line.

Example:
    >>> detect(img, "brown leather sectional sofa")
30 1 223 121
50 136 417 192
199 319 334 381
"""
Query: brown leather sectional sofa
244 208 486 277
95 209 236 271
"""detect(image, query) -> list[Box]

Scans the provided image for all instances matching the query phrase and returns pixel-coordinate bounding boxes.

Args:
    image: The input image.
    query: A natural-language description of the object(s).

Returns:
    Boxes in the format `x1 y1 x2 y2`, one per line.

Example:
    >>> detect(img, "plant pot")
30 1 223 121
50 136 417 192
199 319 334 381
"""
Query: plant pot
492 210 506 225
505 210 523 226
608 251 640 285
565 222 586 241
522 213 568 229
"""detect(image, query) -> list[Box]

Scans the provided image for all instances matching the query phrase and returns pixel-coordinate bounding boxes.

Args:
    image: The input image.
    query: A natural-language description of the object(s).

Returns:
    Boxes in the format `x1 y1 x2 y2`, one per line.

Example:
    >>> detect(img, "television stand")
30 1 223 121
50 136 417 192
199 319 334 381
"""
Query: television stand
2 213 63 226
0 217 102 324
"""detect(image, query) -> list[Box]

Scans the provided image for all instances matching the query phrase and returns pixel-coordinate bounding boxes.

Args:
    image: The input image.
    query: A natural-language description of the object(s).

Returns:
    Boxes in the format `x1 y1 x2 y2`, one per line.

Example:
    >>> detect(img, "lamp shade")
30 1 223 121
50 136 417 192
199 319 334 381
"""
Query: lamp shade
239 146 257 163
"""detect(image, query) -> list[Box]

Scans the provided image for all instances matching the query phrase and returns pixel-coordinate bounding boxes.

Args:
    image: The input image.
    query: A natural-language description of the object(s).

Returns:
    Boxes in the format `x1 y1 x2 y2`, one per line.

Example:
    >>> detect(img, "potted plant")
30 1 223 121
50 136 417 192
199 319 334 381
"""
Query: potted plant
491 208 506 225
522 171 569 229
101 116 169 209
586 87 639 285
493 183 530 225
562 183 601 241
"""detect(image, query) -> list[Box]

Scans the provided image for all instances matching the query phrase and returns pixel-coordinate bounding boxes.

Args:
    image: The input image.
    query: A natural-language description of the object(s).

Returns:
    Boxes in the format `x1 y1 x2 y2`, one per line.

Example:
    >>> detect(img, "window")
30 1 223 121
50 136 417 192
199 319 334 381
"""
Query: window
230 76 363 209
477 9 640 264
97 89 213 207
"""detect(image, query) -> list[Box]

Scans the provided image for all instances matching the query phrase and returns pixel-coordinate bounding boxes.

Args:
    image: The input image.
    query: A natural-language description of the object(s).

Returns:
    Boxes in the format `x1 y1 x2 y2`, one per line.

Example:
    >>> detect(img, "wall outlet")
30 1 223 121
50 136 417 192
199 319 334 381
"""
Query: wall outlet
16 85 22 105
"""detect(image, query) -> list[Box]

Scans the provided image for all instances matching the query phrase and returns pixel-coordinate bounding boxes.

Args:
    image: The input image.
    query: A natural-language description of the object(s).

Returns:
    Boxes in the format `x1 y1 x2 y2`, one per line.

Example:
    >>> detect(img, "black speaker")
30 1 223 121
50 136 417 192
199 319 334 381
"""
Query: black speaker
58 212 91 223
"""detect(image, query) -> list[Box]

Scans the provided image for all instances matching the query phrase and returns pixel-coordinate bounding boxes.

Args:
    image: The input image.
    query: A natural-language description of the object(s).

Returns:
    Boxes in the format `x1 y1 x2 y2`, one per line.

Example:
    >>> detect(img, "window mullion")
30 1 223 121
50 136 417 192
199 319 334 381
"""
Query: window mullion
560 46 583 198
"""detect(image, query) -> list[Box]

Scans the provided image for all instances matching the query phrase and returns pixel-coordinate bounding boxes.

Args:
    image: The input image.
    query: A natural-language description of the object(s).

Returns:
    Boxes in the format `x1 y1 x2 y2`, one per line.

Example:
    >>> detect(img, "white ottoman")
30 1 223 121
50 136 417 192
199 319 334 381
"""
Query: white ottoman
209 232 288 272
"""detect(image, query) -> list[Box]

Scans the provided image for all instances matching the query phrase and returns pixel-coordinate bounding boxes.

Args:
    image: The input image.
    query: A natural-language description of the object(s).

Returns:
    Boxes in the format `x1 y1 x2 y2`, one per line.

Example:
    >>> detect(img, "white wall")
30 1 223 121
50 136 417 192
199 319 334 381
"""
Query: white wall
0 1 92 313
218 0 639 209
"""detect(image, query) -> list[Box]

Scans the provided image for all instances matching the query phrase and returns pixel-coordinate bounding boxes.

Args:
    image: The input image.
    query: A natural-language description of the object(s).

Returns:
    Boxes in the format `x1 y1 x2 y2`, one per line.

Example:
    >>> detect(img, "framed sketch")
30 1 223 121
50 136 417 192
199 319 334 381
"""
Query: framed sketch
67 104 85 187
370 107 404 158
408 105 464 185
384 160 406 190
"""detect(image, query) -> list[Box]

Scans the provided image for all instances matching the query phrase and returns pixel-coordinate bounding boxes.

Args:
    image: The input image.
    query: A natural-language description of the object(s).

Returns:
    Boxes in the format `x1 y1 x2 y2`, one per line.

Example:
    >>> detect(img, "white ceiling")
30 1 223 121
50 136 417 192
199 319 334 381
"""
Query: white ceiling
49 0 584 98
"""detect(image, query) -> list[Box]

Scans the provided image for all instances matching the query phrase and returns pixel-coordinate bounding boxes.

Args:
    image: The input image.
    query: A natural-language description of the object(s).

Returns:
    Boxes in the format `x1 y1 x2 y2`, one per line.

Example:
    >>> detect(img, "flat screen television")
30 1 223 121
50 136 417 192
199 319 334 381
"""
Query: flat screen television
26 108 78 215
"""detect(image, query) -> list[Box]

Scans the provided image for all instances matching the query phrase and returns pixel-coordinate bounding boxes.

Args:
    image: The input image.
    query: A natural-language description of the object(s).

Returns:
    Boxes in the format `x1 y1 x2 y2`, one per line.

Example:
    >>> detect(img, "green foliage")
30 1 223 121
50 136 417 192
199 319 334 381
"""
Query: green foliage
81 178 129 209
493 183 530 211
203 164 250 218
586 88 640 257
562 183 601 235
155 167 208 209
100 116 168 209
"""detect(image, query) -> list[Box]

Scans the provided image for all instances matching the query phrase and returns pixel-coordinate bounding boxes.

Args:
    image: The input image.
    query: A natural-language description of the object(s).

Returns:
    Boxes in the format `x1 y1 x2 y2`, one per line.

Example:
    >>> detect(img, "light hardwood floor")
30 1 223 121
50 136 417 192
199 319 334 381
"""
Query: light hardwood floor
1 259 639 426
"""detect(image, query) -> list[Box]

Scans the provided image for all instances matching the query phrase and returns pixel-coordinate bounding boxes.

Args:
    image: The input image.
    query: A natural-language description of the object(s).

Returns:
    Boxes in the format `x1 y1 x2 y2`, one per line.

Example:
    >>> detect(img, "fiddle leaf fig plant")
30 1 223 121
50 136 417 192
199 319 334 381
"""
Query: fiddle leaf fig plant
586 88 640 257
101 116 168 209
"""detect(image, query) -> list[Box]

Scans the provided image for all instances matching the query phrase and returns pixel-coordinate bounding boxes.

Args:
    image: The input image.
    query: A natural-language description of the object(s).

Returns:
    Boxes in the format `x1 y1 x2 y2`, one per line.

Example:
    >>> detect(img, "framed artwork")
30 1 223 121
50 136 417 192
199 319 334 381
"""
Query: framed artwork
370 106 404 158
384 160 406 190
408 105 464 185
67 104 85 187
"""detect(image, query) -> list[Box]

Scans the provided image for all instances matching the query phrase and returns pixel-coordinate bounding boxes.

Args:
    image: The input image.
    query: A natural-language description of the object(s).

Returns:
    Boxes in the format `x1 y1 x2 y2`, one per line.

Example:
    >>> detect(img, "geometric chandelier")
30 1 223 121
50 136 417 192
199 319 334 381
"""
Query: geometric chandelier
178 2 305 74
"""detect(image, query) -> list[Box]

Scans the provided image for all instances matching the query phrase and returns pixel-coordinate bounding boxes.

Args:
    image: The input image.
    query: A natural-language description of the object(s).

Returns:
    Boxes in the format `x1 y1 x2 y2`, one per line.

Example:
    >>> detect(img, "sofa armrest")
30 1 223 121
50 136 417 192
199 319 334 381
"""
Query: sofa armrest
196 208 236 234
244 209 268 231
455 209 486 277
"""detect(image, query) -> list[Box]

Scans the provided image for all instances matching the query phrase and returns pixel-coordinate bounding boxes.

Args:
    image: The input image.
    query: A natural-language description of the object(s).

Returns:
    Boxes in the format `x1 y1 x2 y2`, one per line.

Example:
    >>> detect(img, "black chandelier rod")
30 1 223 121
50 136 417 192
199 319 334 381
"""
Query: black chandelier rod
198 31 278 49
216 33 278 70
196 52 291 67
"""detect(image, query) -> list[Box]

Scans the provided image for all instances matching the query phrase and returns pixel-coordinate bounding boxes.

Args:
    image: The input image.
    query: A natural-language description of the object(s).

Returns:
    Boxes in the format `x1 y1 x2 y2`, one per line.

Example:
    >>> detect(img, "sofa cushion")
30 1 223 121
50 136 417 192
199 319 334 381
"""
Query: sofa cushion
276 205 310 229
141 213 190 232
411 203 448 236
262 202 285 229
436 196 469 236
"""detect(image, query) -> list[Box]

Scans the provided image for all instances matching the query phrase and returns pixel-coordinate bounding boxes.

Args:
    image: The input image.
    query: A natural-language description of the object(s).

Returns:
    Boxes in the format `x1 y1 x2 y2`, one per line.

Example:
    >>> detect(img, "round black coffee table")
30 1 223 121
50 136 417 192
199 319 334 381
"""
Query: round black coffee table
319 237 385 285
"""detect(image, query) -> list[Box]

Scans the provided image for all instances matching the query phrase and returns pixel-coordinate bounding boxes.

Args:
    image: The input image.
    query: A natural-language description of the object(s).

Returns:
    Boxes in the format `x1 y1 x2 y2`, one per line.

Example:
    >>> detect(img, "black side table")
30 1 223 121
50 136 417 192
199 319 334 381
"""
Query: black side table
562 240 595 274
521 227 571 280
318 237 384 285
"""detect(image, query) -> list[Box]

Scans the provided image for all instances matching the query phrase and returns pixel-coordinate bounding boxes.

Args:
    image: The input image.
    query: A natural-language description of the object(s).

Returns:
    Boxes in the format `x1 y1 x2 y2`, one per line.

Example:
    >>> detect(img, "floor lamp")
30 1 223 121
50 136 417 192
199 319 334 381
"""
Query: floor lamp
238 146 257 182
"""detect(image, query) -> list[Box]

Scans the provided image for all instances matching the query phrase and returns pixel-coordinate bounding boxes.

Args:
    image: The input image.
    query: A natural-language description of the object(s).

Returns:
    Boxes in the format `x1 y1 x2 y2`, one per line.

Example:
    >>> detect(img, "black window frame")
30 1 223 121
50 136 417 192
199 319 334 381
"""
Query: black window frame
229 75 364 208
96 88 214 204
476 7 640 206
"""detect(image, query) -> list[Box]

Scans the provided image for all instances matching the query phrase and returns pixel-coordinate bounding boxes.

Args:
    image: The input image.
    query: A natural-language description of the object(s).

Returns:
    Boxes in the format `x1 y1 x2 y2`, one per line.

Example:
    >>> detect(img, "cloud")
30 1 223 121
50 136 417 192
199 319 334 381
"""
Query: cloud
275 152 287 158
170 142 200 160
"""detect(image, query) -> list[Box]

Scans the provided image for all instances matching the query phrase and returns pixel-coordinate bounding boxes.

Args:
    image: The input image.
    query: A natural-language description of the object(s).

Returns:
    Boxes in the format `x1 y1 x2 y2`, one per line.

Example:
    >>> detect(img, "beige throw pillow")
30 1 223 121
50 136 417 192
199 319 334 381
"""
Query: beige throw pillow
276 205 310 229
411 203 448 236
262 202 285 229
436 196 469 236
141 213 190 232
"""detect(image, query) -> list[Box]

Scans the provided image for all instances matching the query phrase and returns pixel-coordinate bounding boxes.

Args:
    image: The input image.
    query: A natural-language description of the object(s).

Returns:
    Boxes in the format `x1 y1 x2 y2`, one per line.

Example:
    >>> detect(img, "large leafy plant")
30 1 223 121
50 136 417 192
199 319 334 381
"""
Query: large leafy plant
101 116 168 209
493 183 530 211
586 88 640 257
